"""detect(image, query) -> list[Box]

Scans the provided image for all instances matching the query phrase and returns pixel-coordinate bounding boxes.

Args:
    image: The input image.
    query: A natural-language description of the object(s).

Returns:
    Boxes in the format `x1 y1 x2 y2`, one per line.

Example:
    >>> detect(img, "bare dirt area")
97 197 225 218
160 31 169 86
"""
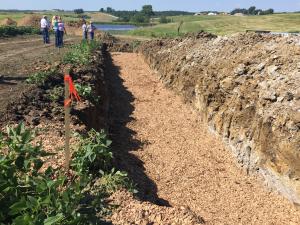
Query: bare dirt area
0 35 80 116
107 52 300 224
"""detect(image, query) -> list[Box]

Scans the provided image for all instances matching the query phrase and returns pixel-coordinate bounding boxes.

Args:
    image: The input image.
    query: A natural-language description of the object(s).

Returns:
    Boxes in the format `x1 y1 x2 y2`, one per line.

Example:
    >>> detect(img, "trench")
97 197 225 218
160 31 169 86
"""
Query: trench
89 50 300 224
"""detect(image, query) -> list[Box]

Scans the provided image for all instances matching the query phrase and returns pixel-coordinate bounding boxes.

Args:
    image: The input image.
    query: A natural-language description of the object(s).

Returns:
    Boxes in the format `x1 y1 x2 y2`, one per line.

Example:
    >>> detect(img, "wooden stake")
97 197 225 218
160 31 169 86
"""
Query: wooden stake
64 70 71 169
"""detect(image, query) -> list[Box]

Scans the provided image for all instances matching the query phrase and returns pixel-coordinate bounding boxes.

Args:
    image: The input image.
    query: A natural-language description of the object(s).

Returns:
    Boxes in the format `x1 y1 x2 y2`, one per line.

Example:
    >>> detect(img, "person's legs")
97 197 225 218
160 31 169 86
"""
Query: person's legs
60 31 64 47
83 31 87 40
42 28 47 44
45 28 50 44
55 30 59 47
90 32 94 40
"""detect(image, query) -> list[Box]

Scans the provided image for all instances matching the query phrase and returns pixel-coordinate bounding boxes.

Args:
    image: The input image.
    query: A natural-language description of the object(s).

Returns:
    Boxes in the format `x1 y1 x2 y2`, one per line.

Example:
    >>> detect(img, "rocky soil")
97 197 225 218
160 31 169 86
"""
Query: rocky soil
139 32 300 204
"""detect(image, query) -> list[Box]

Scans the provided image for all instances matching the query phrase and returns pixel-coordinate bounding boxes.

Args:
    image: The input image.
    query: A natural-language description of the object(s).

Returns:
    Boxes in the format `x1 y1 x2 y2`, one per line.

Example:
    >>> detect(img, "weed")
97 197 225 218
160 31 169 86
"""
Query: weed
98 169 138 194
26 69 57 86
49 86 64 101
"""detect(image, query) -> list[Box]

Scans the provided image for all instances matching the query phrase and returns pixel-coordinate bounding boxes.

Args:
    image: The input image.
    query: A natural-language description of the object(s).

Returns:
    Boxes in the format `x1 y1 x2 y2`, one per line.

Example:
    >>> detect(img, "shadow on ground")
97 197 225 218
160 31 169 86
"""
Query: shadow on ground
0 75 28 85
104 52 171 207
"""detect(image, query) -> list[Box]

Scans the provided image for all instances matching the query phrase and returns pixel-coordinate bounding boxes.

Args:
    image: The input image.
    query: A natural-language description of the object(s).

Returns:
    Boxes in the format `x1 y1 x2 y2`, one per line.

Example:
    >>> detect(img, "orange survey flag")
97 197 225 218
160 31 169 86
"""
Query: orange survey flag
64 74 81 107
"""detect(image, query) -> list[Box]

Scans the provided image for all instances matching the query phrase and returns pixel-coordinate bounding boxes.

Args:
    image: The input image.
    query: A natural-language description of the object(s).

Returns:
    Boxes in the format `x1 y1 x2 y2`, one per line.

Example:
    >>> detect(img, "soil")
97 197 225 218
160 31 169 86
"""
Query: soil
139 32 300 204
107 52 300 224
0 35 80 117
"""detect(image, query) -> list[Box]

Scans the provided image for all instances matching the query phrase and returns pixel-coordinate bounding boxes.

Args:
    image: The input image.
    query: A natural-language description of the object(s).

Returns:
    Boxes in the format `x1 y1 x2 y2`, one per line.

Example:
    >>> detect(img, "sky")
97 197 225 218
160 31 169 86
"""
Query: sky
0 0 300 12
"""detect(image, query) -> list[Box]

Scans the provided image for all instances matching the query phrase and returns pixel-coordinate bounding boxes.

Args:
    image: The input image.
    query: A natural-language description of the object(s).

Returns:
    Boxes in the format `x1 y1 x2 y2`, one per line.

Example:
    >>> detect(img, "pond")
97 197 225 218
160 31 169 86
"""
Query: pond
94 24 137 31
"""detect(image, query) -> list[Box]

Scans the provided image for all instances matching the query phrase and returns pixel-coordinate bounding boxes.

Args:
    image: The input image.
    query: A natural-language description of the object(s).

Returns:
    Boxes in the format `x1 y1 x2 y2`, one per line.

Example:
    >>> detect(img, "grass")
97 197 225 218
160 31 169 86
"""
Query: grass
128 13 300 37
0 11 117 25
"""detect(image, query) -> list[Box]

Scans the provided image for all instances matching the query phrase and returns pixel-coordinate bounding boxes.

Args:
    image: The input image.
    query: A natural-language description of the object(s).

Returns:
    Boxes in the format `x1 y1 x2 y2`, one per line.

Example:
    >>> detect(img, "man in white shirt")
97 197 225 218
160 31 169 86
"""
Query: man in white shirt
40 16 50 44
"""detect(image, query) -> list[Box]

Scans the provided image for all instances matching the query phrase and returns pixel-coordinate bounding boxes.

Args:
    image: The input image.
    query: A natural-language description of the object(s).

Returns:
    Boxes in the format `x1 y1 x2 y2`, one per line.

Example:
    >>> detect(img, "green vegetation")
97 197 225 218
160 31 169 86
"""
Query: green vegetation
231 6 274 15
0 10 117 25
0 123 132 224
0 26 39 37
63 41 100 65
75 83 100 103
49 86 64 101
73 9 84 15
26 69 57 86
128 13 300 37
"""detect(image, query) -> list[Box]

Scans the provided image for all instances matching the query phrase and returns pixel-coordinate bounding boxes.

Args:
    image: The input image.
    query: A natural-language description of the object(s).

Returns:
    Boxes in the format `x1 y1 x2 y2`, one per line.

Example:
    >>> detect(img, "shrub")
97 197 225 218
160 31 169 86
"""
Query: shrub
159 16 171 24
0 123 134 224
63 41 100 65
0 123 87 224
0 26 40 37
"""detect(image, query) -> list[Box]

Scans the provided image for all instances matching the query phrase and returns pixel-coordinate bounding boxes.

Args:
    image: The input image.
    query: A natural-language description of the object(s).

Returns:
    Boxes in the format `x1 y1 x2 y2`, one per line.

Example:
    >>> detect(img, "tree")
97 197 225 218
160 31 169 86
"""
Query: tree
100 8 104 12
141 5 154 17
248 6 256 15
131 12 149 23
106 7 114 13
74 8 84 14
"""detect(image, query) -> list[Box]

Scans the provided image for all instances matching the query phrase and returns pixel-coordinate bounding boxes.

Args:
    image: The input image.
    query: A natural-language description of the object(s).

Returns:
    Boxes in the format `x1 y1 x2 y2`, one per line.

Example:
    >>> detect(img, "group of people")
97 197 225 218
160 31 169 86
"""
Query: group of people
40 15 66 48
82 21 97 41
40 15 97 48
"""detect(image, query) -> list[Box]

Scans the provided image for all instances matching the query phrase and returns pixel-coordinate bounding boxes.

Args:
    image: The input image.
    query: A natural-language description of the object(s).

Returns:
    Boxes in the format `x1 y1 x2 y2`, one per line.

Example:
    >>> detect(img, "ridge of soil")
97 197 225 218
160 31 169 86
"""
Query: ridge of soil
107 52 300 224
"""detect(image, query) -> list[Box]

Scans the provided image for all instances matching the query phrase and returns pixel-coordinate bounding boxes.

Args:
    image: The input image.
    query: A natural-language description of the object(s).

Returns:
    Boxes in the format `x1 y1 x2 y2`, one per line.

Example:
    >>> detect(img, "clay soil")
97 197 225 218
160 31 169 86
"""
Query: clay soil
0 35 80 116
108 52 300 225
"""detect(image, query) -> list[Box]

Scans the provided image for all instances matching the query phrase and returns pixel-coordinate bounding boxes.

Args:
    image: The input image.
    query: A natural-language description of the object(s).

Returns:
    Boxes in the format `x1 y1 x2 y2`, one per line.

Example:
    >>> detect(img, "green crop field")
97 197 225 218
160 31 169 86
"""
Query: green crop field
128 13 300 37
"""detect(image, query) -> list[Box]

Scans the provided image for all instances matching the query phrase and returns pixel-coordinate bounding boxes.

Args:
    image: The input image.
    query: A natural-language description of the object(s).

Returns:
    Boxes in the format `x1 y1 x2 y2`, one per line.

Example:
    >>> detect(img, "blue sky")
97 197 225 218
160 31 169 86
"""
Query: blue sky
0 0 299 12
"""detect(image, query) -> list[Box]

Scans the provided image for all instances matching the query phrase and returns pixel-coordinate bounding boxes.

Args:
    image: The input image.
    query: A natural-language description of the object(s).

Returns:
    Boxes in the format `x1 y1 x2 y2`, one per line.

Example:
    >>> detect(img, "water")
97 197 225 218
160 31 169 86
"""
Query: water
94 24 137 31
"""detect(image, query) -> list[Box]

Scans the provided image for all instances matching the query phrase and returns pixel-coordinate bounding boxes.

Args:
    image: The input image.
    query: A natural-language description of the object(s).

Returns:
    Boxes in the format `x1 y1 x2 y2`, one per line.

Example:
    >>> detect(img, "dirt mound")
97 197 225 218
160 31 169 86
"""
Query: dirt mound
108 190 204 225
66 20 83 28
0 18 17 26
18 15 41 27
139 32 300 204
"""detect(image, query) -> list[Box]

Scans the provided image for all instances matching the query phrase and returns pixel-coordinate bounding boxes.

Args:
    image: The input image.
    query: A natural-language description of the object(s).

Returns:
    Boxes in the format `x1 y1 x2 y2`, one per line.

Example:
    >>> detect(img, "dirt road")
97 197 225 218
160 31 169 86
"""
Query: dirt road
109 52 300 224
0 35 79 116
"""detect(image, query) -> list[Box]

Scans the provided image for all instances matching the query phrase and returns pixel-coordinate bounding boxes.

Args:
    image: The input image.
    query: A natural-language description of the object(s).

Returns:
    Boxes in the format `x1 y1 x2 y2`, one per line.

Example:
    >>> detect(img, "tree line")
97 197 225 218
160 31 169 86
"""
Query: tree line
231 6 274 15
99 6 192 23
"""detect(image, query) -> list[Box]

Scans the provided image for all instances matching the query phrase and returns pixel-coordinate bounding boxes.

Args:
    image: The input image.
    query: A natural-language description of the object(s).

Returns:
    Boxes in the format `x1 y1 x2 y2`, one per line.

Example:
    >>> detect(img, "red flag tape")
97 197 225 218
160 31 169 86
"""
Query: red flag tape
64 75 81 107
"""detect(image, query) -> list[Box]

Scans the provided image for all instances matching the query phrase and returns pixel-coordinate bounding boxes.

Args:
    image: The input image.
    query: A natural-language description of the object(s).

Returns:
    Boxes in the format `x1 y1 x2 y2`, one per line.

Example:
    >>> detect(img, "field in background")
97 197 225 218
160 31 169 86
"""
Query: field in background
0 11 117 24
128 13 300 37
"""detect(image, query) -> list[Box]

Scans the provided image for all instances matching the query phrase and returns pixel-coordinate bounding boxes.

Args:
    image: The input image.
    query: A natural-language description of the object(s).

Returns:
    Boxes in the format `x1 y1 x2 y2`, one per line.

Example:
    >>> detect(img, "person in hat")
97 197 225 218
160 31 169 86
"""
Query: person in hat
40 15 50 44
87 21 97 40
58 18 67 47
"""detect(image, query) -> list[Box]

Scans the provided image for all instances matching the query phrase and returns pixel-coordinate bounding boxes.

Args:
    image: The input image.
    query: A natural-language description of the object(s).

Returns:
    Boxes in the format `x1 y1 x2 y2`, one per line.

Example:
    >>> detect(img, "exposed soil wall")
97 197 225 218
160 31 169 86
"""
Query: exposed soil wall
139 32 300 204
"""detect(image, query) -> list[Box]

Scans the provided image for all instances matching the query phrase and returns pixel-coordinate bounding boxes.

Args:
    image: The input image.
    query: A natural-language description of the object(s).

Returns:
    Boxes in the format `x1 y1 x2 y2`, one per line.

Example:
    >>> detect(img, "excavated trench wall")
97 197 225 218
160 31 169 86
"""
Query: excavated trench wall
139 32 300 204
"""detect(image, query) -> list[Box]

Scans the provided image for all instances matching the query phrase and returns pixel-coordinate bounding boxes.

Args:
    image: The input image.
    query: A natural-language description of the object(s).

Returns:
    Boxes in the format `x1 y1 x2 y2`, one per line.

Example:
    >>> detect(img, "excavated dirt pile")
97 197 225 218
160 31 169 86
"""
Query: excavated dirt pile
139 32 300 204
0 18 17 26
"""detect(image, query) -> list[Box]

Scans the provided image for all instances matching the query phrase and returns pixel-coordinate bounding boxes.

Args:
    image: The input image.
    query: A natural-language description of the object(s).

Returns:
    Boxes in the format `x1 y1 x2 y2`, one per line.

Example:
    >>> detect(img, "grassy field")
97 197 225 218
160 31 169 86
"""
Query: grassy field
128 13 300 37
0 11 117 24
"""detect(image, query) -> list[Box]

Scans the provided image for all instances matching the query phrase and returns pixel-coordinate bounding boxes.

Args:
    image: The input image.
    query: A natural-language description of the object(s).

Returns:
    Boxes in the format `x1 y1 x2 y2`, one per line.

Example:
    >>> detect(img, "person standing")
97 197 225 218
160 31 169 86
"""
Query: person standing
58 18 67 48
82 20 88 40
40 15 50 44
52 16 59 47
87 21 96 41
